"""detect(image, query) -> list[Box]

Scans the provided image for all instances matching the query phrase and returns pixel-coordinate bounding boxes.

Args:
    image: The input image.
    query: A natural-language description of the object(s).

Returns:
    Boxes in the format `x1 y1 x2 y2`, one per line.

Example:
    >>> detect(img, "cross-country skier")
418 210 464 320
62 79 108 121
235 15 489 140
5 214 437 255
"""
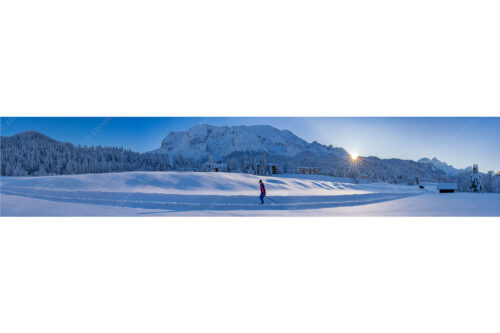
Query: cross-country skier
259 180 266 204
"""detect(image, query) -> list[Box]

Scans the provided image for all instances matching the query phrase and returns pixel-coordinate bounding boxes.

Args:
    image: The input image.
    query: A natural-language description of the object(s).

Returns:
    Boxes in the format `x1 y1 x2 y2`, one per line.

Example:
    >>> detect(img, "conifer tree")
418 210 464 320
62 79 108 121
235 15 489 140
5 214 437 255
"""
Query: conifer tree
469 164 483 192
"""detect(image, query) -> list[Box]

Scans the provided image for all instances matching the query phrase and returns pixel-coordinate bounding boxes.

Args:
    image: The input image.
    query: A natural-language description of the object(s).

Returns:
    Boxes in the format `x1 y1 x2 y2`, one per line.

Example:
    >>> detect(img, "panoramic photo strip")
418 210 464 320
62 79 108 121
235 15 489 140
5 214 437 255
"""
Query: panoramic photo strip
1 117 499 216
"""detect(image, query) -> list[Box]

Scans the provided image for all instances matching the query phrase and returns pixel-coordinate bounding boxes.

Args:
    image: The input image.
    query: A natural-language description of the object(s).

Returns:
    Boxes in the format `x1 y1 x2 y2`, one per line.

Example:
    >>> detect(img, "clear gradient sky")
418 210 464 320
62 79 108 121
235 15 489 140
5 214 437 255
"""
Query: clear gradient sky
1 117 499 172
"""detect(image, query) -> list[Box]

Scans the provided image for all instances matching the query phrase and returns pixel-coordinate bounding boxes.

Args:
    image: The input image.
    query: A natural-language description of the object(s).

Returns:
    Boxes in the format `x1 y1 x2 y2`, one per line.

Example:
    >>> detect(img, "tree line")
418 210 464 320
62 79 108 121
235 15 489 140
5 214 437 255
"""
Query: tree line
1 131 172 176
1 131 499 193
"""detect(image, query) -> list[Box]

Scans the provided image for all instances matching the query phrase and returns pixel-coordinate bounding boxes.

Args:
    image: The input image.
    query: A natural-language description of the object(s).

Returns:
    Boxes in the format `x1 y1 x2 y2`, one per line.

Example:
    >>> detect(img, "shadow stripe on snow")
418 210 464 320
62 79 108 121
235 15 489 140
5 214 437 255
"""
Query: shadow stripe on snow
1 187 421 212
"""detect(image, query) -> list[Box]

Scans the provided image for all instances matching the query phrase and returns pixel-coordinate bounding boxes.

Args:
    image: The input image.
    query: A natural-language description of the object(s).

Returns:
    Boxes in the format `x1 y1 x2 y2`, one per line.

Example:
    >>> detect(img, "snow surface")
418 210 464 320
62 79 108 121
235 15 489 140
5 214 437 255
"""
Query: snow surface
1 171 499 216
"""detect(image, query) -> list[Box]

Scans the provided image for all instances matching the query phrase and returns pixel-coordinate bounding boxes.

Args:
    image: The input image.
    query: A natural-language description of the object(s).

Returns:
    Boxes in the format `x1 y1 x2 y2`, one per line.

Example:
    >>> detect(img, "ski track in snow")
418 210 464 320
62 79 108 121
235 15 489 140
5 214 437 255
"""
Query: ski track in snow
0 186 420 212
2 171 499 216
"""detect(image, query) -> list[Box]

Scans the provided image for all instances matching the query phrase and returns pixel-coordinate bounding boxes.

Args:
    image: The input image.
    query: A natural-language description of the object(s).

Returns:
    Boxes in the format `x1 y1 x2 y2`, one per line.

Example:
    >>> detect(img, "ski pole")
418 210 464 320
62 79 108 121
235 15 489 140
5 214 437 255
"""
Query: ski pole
267 196 278 204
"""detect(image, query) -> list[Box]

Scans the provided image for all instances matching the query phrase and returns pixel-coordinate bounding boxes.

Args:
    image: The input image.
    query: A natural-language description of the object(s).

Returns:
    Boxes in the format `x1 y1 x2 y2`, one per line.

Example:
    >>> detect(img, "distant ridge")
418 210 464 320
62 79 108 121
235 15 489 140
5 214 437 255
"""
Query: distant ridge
1 126 449 182
151 124 448 182
418 157 469 177
152 124 348 160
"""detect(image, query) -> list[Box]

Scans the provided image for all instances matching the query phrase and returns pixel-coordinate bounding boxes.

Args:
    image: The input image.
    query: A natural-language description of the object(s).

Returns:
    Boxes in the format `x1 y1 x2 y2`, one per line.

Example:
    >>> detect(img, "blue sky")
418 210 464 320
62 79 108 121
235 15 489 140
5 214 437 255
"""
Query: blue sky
1 117 499 172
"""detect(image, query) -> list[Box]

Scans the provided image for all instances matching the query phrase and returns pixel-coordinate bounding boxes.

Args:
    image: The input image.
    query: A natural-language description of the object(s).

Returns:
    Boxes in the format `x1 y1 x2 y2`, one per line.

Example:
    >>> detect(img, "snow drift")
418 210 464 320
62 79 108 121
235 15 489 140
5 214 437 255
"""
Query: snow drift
2 171 499 216
1 171 426 216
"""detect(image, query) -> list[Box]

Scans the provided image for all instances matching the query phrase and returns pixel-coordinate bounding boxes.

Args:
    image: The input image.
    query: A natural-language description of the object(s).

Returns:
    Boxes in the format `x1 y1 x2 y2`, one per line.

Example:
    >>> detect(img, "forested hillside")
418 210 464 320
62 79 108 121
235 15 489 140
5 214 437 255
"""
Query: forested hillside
1 131 171 176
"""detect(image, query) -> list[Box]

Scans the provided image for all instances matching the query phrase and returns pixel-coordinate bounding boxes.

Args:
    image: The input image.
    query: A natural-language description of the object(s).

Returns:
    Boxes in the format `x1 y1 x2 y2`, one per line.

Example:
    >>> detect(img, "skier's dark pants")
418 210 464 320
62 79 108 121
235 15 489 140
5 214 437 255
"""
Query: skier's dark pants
260 193 265 204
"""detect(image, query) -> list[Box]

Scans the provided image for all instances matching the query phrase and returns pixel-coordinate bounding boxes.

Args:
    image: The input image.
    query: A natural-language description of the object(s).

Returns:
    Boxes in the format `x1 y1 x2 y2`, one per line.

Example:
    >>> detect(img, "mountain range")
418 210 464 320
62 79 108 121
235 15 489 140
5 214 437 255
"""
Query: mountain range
150 124 448 182
152 124 347 160
417 157 470 177
1 125 456 183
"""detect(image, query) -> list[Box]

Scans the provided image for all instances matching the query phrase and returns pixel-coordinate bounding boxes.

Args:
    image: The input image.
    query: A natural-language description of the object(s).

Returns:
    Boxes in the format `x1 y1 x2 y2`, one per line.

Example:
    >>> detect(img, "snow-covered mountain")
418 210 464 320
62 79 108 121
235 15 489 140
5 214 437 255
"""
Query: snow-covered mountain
2 127 449 183
152 124 448 182
152 124 348 160
418 157 466 177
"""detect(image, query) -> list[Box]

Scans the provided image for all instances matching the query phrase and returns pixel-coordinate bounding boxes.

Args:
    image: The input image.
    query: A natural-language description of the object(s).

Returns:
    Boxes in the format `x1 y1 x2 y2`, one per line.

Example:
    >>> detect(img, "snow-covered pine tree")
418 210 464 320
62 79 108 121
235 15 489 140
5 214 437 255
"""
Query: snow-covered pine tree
469 164 483 192
483 171 495 193
493 173 500 193
456 171 470 192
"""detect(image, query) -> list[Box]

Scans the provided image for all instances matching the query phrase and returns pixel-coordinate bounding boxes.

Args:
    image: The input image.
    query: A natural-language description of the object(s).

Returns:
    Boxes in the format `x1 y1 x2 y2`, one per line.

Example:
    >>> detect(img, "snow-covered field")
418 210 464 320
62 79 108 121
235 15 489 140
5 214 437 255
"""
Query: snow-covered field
1 171 499 216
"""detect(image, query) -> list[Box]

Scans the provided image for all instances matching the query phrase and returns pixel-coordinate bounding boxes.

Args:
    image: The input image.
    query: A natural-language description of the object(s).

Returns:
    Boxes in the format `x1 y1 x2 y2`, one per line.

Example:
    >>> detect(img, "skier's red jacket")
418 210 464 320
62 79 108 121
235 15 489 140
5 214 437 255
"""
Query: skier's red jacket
260 183 266 195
